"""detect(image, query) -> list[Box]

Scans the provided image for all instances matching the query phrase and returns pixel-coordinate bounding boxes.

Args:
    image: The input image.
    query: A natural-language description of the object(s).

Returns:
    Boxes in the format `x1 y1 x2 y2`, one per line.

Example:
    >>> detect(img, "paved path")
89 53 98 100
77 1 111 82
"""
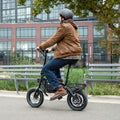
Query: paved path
0 90 120 120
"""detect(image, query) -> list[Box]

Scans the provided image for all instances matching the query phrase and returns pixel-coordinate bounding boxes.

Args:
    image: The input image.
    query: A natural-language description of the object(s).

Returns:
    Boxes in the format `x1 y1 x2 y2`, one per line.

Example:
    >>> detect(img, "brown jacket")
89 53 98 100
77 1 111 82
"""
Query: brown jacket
39 23 82 59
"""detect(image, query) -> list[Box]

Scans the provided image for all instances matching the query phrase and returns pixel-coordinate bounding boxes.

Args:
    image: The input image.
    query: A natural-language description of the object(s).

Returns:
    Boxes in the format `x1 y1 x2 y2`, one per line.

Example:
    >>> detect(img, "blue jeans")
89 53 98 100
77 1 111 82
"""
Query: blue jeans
42 58 77 89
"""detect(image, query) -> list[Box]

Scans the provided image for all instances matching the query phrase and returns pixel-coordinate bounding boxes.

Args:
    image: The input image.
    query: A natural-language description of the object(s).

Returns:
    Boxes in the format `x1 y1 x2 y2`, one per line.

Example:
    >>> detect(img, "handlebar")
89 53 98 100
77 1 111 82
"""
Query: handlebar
36 48 48 54
41 49 48 53
36 49 48 65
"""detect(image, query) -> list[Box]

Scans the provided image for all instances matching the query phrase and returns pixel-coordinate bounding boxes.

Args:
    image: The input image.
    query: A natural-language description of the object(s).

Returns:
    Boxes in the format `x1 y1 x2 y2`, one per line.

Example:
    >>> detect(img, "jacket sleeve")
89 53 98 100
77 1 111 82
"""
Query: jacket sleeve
51 45 57 51
39 25 65 50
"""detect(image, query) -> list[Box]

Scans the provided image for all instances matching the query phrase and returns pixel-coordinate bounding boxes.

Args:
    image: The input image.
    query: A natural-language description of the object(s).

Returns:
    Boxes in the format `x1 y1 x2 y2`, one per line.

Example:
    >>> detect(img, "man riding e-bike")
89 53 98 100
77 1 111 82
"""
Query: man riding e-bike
37 8 82 101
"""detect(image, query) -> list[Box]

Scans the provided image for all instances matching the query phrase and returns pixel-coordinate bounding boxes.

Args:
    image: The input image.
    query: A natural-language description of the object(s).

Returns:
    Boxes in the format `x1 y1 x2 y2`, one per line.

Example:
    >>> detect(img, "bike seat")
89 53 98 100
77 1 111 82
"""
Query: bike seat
68 60 78 66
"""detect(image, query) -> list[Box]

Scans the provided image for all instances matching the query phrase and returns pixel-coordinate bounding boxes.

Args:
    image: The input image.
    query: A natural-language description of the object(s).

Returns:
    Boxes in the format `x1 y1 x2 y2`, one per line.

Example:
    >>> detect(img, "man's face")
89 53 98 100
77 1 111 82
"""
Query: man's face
59 15 61 22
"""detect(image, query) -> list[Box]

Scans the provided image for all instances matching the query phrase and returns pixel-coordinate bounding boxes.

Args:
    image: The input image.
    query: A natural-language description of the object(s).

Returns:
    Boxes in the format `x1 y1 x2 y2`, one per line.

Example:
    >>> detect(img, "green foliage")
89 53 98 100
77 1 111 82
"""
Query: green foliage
17 0 26 6
99 40 120 56
10 52 35 65
90 83 120 95
0 81 16 91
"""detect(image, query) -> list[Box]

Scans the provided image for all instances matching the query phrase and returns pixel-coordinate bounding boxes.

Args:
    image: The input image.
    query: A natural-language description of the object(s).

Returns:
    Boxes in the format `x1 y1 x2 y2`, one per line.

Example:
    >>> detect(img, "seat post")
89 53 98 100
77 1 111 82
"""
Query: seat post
65 64 71 86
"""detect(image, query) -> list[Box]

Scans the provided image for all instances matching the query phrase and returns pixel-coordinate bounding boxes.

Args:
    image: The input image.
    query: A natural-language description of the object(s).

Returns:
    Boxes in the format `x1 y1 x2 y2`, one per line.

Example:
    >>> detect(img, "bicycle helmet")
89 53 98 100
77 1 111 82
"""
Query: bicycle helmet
59 8 73 20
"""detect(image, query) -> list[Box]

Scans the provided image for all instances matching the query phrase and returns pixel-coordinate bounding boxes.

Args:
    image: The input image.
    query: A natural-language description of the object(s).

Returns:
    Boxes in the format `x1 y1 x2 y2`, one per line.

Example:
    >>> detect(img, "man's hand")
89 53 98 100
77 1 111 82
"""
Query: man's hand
36 47 42 52
36 47 52 53
46 48 52 53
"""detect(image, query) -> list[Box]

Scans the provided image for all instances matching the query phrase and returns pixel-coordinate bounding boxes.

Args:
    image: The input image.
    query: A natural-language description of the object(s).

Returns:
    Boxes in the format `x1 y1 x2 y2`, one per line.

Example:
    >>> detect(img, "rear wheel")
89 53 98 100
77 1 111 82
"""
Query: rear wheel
26 88 44 108
67 91 87 111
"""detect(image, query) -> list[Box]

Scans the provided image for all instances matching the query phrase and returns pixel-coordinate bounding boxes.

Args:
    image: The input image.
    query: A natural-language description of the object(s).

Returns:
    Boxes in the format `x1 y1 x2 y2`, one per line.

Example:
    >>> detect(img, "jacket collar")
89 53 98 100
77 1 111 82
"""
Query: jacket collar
62 19 78 29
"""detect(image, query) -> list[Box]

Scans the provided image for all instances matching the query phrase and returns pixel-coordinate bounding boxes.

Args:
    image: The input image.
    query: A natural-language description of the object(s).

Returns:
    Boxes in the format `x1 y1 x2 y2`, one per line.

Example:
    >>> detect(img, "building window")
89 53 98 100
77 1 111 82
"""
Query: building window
0 41 11 51
78 27 88 38
93 41 107 62
2 0 15 23
2 10 15 23
41 27 57 38
93 26 105 38
25 0 31 6
16 28 36 39
16 41 36 50
2 0 15 9
35 11 47 21
17 8 31 23
79 40 88 62
0 41 11 63
16 41 36 59
0 28 11 39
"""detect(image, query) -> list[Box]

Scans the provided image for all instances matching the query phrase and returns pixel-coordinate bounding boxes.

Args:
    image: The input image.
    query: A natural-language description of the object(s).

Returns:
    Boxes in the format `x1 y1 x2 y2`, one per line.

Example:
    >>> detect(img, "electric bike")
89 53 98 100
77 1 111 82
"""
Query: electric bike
26 50 88 111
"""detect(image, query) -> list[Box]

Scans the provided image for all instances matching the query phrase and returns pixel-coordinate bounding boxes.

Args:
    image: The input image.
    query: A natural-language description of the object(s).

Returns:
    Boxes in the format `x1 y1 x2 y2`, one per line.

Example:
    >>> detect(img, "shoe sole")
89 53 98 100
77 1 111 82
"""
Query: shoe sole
50 93 67 101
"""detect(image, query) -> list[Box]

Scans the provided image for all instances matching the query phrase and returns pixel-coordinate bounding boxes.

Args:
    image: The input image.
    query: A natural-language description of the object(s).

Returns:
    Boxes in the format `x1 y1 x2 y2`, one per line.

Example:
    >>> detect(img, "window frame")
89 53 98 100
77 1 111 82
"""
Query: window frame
16 28 36 39
78 26 88 38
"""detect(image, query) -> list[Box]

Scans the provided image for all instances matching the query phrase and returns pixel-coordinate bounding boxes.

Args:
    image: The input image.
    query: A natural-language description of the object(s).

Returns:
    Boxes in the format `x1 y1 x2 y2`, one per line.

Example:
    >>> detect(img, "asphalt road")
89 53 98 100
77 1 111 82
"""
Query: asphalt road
0 95 120 120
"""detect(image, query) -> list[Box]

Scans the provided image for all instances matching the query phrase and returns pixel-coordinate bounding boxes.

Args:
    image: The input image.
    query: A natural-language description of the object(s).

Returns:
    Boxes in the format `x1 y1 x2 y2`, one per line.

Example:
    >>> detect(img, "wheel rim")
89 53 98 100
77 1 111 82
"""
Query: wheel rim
71 93 84 107
30 91 40 104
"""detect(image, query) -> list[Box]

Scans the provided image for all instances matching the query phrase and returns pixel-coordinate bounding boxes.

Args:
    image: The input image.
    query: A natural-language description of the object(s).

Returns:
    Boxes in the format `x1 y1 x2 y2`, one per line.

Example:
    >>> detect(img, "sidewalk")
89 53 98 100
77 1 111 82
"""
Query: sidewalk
0 90 120 104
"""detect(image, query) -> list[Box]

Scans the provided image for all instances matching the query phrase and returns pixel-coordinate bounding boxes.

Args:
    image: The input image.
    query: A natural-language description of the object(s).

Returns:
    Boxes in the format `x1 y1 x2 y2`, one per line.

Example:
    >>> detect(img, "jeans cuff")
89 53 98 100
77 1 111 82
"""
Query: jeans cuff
58 78 62 80
54 85 62 90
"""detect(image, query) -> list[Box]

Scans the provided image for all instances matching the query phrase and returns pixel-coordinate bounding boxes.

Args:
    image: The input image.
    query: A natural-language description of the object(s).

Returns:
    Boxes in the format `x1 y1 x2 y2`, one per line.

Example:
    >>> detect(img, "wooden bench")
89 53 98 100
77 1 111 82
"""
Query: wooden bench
0 65 65 94
83 64 120 95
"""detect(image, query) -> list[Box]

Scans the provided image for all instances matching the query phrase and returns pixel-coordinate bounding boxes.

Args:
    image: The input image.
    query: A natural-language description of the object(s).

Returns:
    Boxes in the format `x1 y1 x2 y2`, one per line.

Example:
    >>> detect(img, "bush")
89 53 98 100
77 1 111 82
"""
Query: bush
10 52 35 65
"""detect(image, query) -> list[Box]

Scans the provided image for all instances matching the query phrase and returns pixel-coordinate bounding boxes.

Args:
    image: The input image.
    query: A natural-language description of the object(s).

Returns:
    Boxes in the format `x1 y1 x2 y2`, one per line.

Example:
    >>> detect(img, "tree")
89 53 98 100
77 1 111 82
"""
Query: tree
17 0 120 59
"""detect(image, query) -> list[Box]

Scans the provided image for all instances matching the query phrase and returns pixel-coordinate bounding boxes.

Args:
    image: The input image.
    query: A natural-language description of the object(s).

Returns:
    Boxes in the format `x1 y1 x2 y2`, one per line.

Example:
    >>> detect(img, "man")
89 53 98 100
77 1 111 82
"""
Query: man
37 8 82 101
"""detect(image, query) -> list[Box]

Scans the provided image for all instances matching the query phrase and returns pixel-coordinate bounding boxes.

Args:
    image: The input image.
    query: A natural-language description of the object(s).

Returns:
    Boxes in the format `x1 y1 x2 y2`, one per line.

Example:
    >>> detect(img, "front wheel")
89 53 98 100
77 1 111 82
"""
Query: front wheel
67 91 87 111
26 88 44 108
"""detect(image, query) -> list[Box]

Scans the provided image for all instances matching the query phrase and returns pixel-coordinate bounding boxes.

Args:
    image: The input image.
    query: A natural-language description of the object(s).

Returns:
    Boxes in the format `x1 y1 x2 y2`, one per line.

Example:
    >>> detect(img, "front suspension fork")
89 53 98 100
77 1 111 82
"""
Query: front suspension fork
35 78 48 96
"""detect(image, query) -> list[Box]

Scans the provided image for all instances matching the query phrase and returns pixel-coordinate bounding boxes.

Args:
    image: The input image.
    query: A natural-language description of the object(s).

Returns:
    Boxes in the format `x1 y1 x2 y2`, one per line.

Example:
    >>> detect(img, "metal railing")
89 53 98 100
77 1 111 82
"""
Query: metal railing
0 50 119 66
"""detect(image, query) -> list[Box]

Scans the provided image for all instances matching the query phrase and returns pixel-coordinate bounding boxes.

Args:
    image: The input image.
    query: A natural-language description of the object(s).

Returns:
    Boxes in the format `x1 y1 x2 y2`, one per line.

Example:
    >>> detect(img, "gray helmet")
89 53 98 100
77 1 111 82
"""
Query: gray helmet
59 8 73 20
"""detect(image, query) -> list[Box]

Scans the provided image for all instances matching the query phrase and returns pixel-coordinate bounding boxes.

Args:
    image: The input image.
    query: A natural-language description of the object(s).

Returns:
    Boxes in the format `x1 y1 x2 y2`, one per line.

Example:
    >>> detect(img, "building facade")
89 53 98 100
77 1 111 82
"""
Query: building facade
0 0 109 65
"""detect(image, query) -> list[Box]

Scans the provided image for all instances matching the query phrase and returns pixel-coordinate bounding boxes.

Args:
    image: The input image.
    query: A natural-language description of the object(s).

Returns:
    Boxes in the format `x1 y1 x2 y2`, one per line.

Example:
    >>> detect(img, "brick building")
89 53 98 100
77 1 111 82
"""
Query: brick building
0 0 109 65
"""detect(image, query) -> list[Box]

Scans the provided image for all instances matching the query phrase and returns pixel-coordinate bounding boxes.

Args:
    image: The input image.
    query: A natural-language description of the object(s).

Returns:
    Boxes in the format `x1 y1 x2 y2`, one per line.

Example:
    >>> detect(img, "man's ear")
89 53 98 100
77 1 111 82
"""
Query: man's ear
62 17 64 21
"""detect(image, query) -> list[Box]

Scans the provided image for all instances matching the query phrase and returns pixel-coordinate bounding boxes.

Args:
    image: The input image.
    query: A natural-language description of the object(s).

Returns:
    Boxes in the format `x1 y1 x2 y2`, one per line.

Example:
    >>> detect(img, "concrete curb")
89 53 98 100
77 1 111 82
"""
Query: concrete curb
88 95 120 104
0 90 120 104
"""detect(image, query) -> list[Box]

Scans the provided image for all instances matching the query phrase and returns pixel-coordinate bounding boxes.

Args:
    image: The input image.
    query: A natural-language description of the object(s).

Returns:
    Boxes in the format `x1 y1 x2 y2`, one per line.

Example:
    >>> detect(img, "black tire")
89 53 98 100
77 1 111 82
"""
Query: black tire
26 88 44 108
67 91 87 111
